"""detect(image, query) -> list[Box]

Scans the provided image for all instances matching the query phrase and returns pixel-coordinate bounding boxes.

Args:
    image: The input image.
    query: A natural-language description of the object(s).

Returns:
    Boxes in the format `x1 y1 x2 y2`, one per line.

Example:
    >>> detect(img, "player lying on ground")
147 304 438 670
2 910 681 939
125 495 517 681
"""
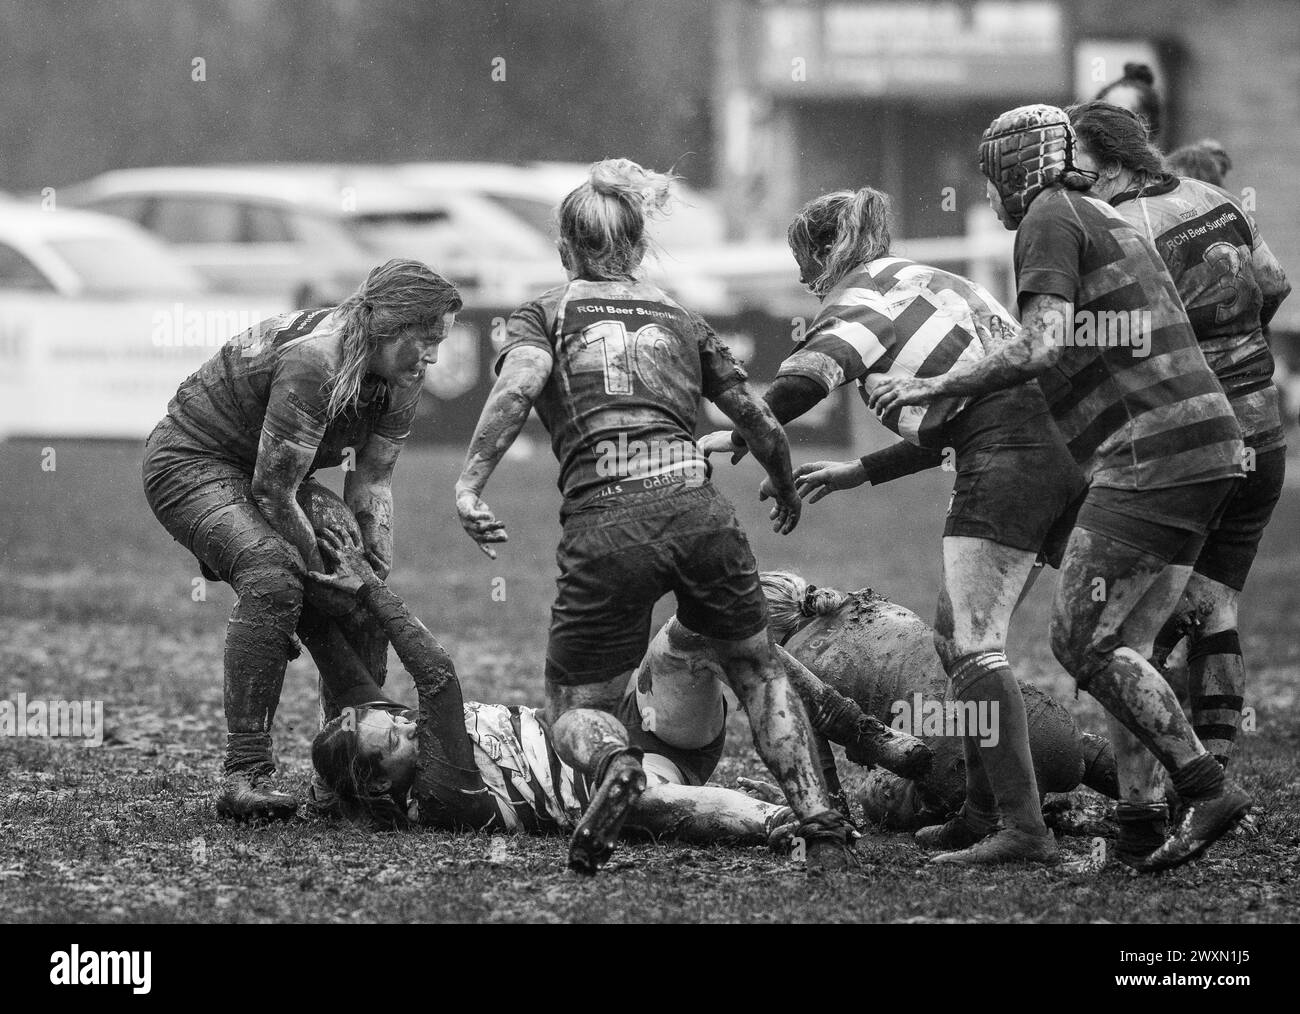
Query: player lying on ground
1069 102 1291 796
870 104 1252 872
142 259 460 821
305 524 879 852
757 571 1118 831
703 186 1088 865
454 159 856 874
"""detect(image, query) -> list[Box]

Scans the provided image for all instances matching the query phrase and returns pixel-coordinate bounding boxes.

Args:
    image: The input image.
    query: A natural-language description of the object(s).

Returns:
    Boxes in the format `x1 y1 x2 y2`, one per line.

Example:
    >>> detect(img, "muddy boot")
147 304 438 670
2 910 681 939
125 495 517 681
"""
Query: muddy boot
845 715 933 780
915 802 998 851
797 811 862 875
931 827 1058 866
1137 779 1251 873
216 766 299 822
216 732 298 822
568 748 646 876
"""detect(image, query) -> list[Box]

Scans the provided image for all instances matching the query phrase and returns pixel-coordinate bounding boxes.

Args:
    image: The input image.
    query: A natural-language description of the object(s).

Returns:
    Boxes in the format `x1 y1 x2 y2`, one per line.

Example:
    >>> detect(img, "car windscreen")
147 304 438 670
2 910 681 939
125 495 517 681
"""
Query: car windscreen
48 234 204 295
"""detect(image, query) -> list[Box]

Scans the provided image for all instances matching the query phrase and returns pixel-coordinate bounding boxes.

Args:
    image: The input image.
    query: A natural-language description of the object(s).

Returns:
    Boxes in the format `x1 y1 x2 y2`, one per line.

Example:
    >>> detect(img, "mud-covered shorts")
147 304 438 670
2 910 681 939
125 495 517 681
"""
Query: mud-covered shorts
544 484 768 686
1072 477 1240 566
1193 445 1286 590
941 386 1087 567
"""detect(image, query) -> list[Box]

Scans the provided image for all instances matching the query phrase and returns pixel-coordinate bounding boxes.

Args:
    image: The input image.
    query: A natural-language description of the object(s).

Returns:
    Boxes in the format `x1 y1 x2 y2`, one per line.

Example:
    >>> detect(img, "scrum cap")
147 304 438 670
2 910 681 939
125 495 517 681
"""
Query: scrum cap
979 104 1078 227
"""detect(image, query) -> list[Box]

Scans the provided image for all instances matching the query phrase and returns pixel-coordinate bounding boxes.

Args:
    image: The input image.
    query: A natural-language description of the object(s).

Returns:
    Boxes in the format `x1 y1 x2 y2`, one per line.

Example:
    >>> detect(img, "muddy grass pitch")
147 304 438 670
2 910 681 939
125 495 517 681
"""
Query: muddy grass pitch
2 439 1298 922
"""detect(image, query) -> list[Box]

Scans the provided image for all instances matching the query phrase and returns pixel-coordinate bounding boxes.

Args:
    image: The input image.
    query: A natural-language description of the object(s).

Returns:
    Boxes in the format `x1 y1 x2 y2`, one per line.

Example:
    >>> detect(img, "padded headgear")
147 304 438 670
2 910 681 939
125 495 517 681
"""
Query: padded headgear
979 104 1078 227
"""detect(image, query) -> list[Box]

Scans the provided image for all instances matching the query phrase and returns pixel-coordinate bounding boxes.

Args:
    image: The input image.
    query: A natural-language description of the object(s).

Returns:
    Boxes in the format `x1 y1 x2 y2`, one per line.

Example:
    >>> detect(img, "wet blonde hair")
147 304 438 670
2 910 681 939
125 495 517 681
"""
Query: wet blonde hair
325 258 462 421
760 570 849 642
788 187 892 297
557 158 677 280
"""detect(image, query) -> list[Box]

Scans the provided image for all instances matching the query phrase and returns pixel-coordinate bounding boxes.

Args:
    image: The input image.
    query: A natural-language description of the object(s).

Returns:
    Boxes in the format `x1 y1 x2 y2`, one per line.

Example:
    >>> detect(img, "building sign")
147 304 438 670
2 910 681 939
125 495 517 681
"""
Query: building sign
761 1 1066 98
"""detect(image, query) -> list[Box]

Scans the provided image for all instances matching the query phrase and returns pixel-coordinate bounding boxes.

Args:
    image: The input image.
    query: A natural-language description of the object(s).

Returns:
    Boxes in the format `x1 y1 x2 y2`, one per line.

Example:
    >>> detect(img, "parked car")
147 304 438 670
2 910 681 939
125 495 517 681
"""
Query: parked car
396 161 734 312
0 205 287 439
59 167 376 306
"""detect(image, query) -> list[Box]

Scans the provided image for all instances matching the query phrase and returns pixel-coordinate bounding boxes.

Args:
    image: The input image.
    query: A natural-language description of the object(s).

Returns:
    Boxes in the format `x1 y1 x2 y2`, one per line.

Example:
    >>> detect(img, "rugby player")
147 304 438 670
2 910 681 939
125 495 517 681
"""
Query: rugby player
453 159 856 874
870 105 1252 872
757 571 1119 831
309 524 834 853
1068 102 1291 785
704 186 1086 865
143 259 460 820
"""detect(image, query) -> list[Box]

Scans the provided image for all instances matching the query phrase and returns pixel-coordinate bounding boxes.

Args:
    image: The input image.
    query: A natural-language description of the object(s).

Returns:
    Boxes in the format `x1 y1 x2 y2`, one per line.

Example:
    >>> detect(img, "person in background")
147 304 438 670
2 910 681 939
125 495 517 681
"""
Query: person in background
1095 62 1163 144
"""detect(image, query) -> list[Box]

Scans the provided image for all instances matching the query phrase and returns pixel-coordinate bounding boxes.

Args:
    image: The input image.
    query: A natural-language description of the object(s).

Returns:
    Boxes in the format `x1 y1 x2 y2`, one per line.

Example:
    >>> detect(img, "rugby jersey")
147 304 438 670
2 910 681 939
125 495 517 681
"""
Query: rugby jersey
461 702 588 834
495 279 746 517
161 309 421 470
1015 185 1243 489
776 258 1021 448
1112 176 1285 452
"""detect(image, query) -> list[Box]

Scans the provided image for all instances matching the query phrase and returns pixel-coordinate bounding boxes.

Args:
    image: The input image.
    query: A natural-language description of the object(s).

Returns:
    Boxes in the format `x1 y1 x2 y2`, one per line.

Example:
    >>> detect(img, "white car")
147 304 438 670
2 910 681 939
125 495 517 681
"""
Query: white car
0 205 287 439
396 161 735 312
59 167 377 306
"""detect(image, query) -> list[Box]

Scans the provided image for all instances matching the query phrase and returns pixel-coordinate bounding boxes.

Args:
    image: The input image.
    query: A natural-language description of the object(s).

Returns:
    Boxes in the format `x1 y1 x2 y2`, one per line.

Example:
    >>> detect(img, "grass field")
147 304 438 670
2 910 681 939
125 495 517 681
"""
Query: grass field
2 435 1298 923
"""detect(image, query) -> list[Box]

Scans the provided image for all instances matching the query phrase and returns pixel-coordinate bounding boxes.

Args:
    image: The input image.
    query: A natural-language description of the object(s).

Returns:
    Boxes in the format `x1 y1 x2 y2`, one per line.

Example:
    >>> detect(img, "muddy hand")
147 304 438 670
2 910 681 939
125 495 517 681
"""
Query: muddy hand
795 460 867 504
698 429 749 465
737 777 786 805
866 375 936 417
456 489 507 560
308 526 373 595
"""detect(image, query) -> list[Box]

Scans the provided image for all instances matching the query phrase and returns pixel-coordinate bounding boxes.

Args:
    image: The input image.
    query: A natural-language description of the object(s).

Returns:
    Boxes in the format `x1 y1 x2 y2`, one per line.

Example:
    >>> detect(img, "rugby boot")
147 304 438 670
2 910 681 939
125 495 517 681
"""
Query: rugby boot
1135 780 1251 873
930 826 1058 866
568 748 646 876
915 802 998 851
845 715 933 781
798 810 863 875
216 764 299 822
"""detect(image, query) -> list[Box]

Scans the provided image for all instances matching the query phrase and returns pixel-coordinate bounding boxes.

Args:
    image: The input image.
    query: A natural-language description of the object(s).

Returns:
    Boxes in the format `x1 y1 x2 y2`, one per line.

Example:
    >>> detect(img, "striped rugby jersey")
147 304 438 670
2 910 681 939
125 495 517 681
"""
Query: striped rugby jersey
495 278 747 517
1015 186 1243 489
1112 177 1285 452
461 702 588 834
776 258 1021 447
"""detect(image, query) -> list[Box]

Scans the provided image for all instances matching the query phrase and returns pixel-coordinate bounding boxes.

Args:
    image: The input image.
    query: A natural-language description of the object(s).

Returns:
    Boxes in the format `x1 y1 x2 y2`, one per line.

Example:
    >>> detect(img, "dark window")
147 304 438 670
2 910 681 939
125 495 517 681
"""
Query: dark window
0 242 54 290
149 197 243 244
243 204 295 243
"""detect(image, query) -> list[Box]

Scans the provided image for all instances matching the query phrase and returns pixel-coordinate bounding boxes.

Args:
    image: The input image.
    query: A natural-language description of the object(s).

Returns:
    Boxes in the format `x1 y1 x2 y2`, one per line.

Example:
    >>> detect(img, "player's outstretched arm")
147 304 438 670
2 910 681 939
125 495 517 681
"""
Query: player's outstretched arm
454 346 552 559
711 382 802 534
309 527 496 828
867 294 1068 415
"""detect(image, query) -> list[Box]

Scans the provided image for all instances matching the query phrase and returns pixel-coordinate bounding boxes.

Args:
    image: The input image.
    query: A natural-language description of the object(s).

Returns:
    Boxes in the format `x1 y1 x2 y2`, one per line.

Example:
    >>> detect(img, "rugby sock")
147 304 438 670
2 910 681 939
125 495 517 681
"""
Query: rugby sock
1170 752 1225 803
1115 801 1168 861
950 652 1046 837
1187 629 1244 770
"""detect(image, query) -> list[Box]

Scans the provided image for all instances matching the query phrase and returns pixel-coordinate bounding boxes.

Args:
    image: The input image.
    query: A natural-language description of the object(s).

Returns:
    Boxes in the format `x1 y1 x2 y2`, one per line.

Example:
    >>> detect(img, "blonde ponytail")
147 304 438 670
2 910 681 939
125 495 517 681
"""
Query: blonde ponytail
788 187 892 296
558 158 678 280
760 570 848 642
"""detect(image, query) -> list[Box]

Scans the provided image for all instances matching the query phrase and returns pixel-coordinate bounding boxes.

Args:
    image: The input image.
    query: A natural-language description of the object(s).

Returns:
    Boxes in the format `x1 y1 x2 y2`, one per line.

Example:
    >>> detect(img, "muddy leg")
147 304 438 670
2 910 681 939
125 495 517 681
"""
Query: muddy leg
627 783 791 846
546 674 646 875
932 537 1048 845
704 628 829 819
1181 575 1245 769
